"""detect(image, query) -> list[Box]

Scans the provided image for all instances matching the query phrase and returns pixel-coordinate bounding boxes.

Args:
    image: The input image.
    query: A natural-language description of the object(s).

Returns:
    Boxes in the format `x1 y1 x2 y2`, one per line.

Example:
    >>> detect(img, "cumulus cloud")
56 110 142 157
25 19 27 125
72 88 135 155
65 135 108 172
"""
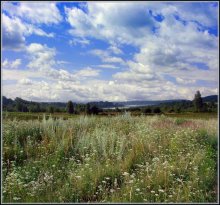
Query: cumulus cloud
18 78 33 85
2 59 21 69
89 49 125 64
108 45 123 55
176 77 196 85
74 67 100 78
65 2 157 46
2 2 218 102
2 2 61 50
2 13 54 50
26 43 56 71
2 69 44 83
2 2 62 24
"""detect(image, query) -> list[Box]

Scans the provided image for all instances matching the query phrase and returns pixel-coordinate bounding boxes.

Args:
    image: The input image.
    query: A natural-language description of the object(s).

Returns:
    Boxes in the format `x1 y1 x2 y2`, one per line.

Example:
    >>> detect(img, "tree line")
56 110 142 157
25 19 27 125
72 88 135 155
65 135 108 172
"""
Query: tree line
3 91 217 114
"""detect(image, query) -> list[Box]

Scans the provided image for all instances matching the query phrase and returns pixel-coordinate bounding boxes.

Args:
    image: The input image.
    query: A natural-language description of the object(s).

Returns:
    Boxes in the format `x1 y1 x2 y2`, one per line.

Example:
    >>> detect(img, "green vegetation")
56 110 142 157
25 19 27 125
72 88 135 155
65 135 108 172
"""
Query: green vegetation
3 92 218 115
67 101 74 114
2 113 217 203
193 91 204 112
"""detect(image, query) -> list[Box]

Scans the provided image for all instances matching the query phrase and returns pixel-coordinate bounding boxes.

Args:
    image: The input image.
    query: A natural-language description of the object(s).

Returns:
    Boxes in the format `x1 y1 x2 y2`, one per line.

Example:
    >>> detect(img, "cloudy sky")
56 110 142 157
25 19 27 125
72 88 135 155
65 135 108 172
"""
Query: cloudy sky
2 1 218 102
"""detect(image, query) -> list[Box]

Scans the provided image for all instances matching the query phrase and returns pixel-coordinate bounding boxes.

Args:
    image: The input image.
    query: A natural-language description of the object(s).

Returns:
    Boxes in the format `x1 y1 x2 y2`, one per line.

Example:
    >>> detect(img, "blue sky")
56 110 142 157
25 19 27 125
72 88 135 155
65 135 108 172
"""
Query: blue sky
2 1 218 102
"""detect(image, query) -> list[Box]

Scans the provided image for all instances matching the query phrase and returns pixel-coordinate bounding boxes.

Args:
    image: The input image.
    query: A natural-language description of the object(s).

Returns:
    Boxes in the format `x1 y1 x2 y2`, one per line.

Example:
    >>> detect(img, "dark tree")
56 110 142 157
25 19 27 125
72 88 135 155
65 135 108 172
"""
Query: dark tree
36 104 41 112
23 105 29 112
85 103 90 114
16 102 23 112
90 105 99 115
55 107 61 112
115 107 121 112
153 107 161 114
67 101 74 114
193 91 203 112
143 107 152 114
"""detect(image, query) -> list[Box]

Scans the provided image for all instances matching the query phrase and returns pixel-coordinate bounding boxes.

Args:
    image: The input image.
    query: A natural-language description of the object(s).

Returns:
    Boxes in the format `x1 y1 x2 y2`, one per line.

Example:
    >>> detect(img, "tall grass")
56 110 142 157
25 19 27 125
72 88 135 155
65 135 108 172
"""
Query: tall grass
2 114 218 202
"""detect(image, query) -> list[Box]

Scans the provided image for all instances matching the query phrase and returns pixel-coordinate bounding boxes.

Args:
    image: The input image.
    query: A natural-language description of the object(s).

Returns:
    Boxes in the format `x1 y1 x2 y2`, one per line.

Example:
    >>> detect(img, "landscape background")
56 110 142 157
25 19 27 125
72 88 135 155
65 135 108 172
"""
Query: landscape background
2 1 218 203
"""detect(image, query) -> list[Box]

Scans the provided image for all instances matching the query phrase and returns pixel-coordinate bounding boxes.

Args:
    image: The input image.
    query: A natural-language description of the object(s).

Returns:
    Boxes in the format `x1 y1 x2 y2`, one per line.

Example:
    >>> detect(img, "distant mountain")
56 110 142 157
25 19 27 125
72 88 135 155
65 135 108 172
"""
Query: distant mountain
202 95 218 103
118 99 186 106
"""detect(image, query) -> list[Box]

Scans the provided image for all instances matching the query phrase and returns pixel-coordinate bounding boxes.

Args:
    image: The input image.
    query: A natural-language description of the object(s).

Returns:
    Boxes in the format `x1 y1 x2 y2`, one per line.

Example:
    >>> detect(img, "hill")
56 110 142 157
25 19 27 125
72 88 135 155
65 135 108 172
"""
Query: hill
202 95 218 102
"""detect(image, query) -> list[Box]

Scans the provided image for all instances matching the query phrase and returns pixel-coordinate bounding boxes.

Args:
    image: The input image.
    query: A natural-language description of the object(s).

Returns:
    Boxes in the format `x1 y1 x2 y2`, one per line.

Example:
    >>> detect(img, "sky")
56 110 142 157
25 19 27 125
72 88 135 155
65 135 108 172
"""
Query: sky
1 1 219 102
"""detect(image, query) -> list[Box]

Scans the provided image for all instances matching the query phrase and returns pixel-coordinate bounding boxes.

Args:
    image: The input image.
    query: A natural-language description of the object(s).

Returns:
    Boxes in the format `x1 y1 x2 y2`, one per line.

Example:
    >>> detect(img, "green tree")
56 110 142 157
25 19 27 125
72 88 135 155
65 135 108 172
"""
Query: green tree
36 104 41 112
67 101 74 114
48 106 54 113
16 102 23 112
193 91 203 112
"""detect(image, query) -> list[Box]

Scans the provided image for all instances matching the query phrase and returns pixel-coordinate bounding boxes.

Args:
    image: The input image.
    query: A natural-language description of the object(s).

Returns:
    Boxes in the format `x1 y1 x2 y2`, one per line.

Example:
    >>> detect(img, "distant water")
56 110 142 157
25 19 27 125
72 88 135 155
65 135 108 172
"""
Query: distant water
102 104 154 109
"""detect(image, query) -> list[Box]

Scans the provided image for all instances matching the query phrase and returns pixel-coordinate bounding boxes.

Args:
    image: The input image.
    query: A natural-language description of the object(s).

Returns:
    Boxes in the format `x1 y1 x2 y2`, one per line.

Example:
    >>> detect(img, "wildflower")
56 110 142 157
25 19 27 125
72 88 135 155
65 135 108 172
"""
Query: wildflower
122 172 129 176
128 180 134 184
130 175 135 179
136 188 140 192
110 189 114 193
114 178 118 187
151 190 155 194
75 176 81 179
158 189 164 193
13 197 21 201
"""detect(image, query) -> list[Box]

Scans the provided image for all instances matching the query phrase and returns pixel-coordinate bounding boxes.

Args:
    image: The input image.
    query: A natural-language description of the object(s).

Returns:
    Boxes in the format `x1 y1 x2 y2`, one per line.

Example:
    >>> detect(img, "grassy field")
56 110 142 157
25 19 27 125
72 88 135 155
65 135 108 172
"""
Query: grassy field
2 111 218 121
2 113 218 202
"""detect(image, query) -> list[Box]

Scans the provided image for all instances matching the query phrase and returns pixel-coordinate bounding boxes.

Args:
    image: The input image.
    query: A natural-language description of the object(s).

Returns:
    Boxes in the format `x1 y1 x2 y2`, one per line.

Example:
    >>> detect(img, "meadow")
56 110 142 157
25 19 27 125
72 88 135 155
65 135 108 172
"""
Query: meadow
2 112 218 203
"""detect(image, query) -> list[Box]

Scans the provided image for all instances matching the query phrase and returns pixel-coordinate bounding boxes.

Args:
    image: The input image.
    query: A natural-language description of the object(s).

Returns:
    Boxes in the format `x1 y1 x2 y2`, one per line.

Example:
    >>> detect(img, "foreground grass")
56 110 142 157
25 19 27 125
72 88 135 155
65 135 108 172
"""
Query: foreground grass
2 113 218 202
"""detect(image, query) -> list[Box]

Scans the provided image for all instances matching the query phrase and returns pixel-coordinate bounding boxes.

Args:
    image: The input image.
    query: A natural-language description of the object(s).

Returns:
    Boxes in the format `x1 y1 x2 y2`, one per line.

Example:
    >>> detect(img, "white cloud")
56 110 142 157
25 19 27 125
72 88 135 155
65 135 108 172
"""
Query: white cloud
69 38 90 46
97 64 119 69
2 13 54 50
176 77 196 85
74 67 100 78
108 45 123 55
65 3 156 46
2 59 21 69
25 43 101 82
2 2 218 102
26 43 56 71
18 78 33 85
89 49 125 64
2 2 62 24
2 69 43 81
